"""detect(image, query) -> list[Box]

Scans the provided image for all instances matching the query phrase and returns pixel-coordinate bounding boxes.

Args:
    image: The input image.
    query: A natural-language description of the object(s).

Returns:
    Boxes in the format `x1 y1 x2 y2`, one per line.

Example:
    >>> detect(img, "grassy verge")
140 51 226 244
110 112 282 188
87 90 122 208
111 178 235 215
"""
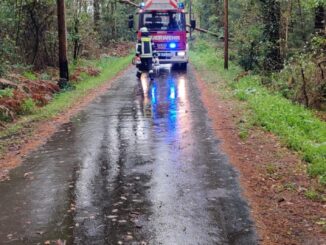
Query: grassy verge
0 55 132 153
190 40 326 184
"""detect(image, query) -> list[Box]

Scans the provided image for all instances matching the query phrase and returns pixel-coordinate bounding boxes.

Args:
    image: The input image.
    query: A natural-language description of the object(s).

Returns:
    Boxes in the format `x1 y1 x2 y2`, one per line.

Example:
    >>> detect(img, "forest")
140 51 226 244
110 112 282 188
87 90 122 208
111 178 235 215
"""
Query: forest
195 0 325 109
0 0 134 71
0 0 324 109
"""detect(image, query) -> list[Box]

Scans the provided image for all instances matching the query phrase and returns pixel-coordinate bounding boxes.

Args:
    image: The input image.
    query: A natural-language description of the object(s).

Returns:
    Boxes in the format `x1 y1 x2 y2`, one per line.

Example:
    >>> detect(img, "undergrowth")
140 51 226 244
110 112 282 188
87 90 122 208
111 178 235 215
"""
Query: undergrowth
190 40 326 185
0 88 14 98
0 55 131 153
19 98 36 115
23 71 37 80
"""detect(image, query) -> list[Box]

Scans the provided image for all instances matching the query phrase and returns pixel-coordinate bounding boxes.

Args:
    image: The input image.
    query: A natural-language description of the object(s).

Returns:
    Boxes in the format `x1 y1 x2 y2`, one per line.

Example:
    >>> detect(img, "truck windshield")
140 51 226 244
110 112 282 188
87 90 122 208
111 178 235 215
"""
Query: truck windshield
140 12 186 31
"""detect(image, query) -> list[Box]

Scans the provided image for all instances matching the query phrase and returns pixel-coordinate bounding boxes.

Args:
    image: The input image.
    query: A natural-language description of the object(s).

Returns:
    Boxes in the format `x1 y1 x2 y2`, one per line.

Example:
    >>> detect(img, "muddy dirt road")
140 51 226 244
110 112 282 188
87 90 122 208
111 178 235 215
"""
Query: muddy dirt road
0 66 257 244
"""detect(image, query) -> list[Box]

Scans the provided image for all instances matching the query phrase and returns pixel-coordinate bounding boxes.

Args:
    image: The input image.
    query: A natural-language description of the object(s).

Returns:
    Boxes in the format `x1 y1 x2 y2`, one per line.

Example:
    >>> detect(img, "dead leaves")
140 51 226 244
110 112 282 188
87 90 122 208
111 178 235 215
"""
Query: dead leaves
0 76 60 122
0 79 19 90
44 239 66 245
0 105 15 121
70 67 101 82
0 170 10 182
23 171 35 181
100 42 134 58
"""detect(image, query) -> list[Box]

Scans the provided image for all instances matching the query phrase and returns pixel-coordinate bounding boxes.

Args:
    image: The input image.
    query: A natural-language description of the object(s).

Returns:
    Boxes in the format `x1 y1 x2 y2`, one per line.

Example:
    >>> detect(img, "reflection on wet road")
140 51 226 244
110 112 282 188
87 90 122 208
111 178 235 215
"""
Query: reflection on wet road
0 66 257 244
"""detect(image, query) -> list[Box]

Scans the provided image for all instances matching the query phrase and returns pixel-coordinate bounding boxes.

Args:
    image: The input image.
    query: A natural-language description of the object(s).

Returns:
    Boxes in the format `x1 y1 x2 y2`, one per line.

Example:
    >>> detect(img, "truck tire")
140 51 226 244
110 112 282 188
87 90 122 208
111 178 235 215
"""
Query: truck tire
173 63 188 71
179 63 188 71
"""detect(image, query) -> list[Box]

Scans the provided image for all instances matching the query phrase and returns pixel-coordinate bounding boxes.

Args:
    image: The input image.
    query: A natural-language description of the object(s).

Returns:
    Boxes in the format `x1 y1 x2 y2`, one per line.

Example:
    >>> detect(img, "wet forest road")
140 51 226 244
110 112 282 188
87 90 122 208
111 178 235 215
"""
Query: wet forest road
0 66 257 245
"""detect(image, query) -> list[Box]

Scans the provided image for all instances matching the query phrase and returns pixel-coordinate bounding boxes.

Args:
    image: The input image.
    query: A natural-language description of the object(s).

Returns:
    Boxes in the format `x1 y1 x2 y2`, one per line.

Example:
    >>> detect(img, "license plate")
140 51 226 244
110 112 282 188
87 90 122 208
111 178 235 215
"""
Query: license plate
157 43 167 49
159 52 173 57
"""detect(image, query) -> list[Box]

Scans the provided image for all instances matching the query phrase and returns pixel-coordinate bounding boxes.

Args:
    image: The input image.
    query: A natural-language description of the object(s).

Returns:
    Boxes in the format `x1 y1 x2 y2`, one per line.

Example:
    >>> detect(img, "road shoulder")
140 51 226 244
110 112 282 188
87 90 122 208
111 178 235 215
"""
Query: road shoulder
191 65 326 244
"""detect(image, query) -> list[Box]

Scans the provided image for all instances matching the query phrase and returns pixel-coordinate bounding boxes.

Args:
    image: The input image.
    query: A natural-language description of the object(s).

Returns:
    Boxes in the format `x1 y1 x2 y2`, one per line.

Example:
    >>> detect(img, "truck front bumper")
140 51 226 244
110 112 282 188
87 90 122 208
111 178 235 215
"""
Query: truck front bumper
157 51 188 64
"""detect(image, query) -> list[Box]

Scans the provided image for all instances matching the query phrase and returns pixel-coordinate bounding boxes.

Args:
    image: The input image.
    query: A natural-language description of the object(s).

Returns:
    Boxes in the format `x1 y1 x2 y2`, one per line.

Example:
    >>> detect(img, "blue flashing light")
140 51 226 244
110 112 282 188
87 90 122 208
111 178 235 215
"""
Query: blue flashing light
178 2 185 9
151 86 156 104
170 86 176 100
169 43 177 49
139 2 145 8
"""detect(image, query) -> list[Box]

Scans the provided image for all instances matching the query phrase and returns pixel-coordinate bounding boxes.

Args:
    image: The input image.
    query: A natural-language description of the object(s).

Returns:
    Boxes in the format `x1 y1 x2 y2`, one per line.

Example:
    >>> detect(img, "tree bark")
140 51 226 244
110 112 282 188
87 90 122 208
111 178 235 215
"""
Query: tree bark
57 0 69 84
300 67 309 107
94 0 101 32
315 5 325 35
296 0 306 41
260 0 283 72
283 0 292 58
73 17 80 60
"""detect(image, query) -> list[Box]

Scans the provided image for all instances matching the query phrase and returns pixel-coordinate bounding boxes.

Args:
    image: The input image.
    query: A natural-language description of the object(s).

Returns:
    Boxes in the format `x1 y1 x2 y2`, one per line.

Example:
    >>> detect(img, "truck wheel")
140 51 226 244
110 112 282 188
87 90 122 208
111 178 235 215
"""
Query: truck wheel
179 63 188 71
172 63 188 71
136 71 141 79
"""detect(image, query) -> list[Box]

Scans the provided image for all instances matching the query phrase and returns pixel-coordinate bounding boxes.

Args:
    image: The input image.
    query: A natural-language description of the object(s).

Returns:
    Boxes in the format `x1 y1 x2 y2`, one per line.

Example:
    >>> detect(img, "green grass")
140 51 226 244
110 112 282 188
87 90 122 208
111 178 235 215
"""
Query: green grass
19 98 37 115
266 163 278 175
305 189 323 201
190 40 326 184
33 56 131 120
23 71 37 80
0 55 132 141
0 88 14 98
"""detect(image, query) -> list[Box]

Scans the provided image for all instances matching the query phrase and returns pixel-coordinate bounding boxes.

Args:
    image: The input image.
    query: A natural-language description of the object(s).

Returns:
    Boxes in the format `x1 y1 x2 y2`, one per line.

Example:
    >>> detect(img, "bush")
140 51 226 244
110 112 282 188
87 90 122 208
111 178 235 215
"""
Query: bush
0 33 19 76
0 88 14 98
19 98 36 115
0 65 6 77
236 25 265 71
23 71 37 80
0 105 14 122
272 37 326 110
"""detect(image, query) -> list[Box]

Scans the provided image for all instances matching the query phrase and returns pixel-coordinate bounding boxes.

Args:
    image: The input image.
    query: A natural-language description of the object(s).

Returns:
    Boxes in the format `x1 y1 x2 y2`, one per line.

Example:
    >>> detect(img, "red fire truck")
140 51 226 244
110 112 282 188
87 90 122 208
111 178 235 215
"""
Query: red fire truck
129 0 195 70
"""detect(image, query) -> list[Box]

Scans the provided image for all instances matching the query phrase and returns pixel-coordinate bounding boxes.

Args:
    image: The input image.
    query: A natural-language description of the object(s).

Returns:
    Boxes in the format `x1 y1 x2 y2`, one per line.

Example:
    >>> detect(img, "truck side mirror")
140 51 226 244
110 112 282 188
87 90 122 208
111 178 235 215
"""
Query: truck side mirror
191 20 196 30
128 15 134 29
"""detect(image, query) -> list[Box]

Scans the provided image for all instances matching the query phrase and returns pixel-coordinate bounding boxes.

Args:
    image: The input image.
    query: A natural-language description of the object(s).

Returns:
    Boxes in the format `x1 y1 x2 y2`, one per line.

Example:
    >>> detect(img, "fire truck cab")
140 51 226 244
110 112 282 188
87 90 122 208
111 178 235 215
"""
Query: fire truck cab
131 0 192 70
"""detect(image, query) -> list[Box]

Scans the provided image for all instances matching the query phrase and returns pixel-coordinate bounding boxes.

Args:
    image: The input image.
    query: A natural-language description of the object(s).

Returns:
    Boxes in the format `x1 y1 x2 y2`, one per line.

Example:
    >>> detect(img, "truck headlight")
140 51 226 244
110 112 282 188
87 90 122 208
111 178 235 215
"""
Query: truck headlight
177 51 186 57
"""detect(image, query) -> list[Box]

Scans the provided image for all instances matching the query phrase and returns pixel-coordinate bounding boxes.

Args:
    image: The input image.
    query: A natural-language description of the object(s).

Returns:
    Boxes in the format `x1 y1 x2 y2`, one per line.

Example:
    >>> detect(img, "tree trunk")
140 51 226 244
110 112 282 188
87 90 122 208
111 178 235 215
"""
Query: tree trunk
57 0 69 85
260 0 283 72
15 0 23 45
282 0 292 58
300 67 309 107
73 17 80 60
94 0 101 32
114 0 117 39
315 5 325 35
296 0 306 41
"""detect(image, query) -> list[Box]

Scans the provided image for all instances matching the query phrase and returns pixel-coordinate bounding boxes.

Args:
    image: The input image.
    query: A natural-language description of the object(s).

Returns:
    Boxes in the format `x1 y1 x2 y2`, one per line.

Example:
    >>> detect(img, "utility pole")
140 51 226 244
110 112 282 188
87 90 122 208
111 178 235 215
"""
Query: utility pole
224 0 229 70
189 0 192 39
57 0 69 88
